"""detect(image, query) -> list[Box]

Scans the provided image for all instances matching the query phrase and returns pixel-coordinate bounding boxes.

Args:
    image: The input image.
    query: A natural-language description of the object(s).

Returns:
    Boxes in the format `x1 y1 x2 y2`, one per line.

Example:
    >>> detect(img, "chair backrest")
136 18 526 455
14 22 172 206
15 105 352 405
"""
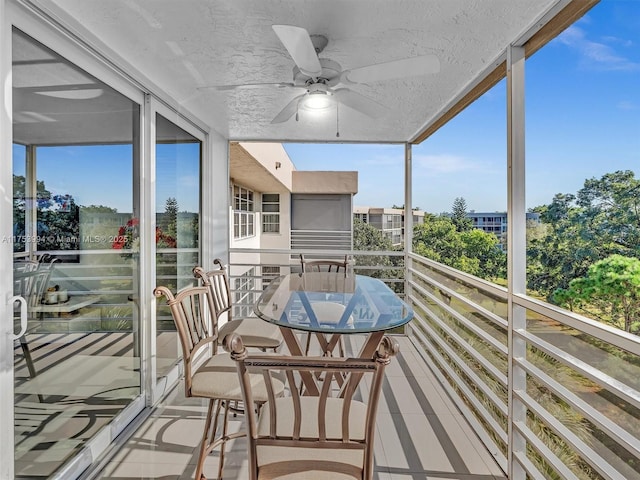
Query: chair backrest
192 258 233 324
154 284 217 397
14 260 39 273
14 269 53 310
226 333 398 480
300 253 349 273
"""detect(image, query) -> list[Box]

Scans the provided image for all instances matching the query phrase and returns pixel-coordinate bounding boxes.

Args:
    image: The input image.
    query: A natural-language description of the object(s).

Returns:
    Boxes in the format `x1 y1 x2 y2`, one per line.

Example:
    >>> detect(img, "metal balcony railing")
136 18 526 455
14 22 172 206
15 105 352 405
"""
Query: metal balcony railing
230 248 640 480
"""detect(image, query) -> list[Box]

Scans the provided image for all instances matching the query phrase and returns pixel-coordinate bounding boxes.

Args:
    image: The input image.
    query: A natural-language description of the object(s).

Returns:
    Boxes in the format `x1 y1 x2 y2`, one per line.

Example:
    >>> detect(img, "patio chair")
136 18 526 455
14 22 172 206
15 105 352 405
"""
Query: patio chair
226 332 399 480
193 259 282 352
13 263 55 381
299 253 350 274
299 254 353 356
154 284 284 480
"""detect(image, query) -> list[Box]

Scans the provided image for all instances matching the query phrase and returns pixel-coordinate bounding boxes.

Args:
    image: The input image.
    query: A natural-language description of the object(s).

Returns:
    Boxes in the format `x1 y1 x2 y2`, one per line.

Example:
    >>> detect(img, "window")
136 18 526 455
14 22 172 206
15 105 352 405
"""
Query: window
354 213 368 223
261 266 281 289
233 185 255 239
233 268 255 317
262 193 280 233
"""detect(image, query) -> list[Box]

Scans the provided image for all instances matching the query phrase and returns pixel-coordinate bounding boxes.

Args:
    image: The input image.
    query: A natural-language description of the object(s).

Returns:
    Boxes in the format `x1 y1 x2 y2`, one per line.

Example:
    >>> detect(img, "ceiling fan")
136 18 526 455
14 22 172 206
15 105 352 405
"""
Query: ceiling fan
203 25 440 124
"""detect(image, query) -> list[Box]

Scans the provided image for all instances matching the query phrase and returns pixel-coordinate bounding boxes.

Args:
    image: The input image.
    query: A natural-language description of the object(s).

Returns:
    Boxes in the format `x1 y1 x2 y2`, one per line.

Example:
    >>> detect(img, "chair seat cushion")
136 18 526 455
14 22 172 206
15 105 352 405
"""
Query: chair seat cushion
191 353 283 402
218 318 282 349
256 396 367 474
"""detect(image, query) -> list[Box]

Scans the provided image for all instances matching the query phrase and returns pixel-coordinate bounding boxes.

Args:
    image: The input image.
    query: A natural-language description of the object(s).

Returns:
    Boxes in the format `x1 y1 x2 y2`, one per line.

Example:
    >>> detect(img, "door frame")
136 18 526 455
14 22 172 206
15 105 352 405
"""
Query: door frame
147 98 208 404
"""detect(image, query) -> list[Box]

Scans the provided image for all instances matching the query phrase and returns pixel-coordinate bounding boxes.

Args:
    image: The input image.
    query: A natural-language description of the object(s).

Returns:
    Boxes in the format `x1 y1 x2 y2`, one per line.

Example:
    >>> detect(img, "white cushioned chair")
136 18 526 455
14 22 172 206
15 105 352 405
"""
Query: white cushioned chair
193 259 282 352
154 284 284 480
226 332 399 480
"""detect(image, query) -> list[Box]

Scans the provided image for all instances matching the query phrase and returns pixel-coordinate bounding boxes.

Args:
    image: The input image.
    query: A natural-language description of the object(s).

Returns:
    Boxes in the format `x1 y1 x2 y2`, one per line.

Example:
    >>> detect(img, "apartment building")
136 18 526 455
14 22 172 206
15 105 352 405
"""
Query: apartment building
230 143 357 312
467 211 541 249
354 206 426 247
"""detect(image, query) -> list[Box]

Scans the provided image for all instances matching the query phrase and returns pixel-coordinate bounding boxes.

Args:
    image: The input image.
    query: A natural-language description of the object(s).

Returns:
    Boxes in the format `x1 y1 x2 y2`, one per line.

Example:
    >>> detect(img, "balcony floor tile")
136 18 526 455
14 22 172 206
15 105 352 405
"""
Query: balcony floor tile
94 335 505 480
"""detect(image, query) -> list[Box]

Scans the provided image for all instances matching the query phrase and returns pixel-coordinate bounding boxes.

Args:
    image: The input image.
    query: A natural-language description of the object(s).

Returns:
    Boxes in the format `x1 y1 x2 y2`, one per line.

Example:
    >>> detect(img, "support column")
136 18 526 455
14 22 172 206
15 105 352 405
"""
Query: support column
403 143 413 311
140 93 155 405
507 44 527 480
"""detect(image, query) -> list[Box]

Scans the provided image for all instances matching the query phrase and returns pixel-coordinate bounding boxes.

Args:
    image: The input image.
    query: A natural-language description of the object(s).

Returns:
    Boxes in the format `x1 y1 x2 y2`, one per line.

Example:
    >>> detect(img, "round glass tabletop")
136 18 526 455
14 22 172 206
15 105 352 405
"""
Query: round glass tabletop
254 272 414 334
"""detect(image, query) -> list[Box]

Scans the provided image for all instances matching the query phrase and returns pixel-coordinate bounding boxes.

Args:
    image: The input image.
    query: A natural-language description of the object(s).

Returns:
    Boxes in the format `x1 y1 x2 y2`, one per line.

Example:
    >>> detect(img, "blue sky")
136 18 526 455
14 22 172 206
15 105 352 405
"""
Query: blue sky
15 1 639 216
285 0 640 214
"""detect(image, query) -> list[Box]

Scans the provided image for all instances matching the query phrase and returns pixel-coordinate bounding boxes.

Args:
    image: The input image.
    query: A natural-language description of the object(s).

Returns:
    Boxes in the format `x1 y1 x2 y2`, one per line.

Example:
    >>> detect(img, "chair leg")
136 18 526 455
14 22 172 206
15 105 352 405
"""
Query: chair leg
194 398 245 480
216 401 231 480
19 338 44 403
195 398 219 480
20 337 37 379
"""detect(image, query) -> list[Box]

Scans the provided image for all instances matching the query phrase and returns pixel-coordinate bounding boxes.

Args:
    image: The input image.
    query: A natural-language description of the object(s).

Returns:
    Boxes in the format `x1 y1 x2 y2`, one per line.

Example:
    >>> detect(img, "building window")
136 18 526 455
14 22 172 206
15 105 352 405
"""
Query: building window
261 265 281 289
262 193 280 233
233 268 255 318
354 213 368 223
233 185 255 239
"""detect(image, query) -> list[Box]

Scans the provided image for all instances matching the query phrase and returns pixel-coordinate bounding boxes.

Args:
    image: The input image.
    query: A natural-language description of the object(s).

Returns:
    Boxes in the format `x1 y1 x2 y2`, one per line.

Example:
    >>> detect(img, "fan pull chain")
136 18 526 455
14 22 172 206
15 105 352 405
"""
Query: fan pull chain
336 102 340 138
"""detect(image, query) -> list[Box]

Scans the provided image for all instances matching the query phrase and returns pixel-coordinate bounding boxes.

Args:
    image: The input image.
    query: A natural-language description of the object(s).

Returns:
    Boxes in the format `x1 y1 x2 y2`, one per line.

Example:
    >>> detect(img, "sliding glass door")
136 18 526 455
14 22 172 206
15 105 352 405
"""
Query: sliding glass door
10 28 143 478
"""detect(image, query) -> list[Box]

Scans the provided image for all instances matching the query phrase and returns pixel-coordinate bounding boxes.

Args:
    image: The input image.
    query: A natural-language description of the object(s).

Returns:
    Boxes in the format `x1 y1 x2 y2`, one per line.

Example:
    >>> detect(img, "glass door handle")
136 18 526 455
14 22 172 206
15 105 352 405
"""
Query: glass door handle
11 296 27 340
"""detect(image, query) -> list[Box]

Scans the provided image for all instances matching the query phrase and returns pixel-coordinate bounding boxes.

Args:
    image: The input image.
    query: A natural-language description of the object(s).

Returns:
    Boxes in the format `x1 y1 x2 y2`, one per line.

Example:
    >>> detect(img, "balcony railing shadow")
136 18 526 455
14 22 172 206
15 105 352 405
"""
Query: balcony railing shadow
225 248 640 480
69 248 640 479
96 333 505 480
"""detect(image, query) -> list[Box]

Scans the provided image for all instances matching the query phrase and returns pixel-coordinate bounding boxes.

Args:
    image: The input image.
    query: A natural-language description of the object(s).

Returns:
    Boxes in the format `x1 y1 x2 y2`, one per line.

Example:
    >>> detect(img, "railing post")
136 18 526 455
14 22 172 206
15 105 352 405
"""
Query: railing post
507 44 526 480
404 143 413 315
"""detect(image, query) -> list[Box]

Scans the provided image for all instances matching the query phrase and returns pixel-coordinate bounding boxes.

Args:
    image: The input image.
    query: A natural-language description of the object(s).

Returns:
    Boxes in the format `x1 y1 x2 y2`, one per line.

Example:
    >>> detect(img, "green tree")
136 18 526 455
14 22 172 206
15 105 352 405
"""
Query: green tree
81 205 118 213
527 171 640 298
413 215 505 281
163 197 179 238
353 218 397 281
575 170 640 254
451 197 473 232
553 255 640 334
460 228 506 280
527 194 595 296
413 215 463 265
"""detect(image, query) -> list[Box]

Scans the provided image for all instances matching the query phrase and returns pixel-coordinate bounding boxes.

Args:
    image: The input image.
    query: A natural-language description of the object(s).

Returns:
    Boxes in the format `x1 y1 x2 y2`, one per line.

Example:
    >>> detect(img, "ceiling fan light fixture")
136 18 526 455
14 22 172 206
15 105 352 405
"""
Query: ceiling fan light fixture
301 91 333 111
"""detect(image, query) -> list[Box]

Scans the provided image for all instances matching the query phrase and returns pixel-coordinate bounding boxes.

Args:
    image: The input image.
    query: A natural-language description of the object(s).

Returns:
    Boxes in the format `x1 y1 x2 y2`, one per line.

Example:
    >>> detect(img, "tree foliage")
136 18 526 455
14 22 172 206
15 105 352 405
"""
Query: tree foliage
413 215 505 280
81 205 118 213
353 218 397 279
553 255 640 333
527 171 640 299
451 196 473 232
161 197 179 239
353 218 403 293
13 174 79 253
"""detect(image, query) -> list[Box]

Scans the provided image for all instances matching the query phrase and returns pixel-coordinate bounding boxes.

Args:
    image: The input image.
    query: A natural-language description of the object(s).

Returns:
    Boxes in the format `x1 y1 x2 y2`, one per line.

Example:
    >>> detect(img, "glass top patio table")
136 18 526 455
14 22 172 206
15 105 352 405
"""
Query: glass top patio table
254 272 413 395
254 272 413 334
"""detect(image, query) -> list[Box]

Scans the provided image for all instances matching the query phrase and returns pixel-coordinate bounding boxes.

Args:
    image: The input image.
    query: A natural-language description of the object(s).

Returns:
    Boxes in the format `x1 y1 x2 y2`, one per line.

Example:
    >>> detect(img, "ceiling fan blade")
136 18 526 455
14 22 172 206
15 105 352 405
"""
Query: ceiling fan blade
272 25 322 78
343 54 440 84
333 89 387 118
271 93 305 124
198 82 297 91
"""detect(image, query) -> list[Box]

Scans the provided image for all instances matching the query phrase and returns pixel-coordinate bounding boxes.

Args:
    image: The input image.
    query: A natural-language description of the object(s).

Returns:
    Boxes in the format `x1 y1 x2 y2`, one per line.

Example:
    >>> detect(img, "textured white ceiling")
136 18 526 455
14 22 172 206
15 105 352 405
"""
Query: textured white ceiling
30 0 561 143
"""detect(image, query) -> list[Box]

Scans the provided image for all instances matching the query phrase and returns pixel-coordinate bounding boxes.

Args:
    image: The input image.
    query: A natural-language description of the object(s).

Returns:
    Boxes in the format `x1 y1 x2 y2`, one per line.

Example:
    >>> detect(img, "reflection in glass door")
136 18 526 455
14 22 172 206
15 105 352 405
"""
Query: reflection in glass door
155 114 201 380
12 28 142 478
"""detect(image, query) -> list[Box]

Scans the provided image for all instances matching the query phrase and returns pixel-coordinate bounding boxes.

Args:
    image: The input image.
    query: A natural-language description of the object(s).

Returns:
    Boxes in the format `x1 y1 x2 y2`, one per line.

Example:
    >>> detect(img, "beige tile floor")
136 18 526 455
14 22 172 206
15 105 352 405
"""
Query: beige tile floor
94 335 506 480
